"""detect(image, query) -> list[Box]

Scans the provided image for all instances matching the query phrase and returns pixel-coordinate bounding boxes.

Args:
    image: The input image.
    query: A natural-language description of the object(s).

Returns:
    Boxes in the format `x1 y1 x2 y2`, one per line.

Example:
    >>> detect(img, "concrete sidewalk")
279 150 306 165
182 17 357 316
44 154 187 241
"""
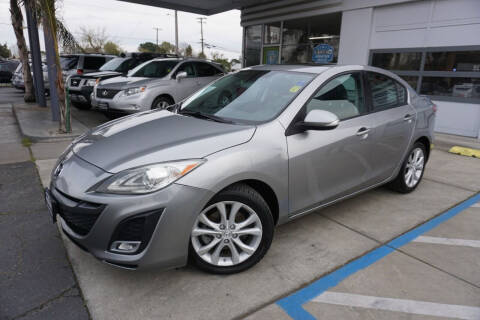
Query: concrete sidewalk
12 102 108 142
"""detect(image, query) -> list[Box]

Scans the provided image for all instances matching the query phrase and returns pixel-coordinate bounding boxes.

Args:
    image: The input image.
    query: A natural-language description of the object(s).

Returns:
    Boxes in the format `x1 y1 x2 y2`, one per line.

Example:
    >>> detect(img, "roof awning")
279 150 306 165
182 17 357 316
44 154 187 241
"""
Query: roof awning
117 0 274 15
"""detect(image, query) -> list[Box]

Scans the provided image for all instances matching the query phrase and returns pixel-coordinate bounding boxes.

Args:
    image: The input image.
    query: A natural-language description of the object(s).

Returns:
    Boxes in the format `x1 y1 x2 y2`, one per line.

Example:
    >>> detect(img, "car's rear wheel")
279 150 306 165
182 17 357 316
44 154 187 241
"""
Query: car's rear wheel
190 183 274 274
152 96 173 110
388 142 426 193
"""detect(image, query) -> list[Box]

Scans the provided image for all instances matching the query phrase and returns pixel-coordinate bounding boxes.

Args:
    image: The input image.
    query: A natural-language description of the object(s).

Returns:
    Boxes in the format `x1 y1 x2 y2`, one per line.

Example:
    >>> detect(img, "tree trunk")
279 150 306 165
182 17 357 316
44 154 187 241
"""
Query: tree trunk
10 0 35 102
40 0 69 133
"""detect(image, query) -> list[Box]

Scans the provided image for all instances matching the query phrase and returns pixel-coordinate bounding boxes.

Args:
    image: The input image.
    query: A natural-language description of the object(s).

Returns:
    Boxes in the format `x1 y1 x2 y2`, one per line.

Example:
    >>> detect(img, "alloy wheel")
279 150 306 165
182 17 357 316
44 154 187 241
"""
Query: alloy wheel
156 100 170 109
191 201 263 267
404 147 425 188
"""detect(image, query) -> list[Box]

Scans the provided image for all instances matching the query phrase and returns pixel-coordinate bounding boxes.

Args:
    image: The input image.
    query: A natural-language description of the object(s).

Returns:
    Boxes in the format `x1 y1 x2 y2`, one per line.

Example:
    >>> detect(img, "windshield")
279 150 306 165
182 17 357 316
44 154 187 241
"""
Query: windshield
129 60 178 78
99 57 129 72
180 70 315 123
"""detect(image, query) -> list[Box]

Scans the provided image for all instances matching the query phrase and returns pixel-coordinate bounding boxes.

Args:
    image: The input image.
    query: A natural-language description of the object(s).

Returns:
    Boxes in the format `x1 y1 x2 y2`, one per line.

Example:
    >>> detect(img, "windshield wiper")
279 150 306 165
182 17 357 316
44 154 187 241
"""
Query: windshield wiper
179 110 234 124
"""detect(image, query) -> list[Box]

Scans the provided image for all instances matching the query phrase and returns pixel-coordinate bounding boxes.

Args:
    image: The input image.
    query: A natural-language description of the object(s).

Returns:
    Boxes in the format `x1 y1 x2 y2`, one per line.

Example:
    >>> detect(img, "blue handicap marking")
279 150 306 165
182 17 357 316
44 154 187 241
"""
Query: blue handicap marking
276 193 480 320
312 44 334 64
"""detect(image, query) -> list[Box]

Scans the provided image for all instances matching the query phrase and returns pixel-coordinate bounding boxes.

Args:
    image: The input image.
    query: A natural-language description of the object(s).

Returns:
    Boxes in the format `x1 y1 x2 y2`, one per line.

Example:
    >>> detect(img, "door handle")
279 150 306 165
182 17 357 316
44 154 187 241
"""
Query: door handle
356 127 370 136
404 114 414 122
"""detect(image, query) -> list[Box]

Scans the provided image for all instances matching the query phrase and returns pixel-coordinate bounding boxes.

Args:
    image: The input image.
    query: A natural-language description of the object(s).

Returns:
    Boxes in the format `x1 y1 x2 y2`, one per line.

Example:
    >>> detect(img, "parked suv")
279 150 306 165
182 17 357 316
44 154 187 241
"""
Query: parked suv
92 58 224 116
68 53 177 109
61 54 116 79
0 60 20 83
11 61 50 94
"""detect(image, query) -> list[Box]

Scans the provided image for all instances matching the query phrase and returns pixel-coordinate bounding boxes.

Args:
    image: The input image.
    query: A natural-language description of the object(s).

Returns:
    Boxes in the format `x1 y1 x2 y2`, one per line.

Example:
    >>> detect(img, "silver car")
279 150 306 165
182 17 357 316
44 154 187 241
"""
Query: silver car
45 65 435 274
92 58 224 115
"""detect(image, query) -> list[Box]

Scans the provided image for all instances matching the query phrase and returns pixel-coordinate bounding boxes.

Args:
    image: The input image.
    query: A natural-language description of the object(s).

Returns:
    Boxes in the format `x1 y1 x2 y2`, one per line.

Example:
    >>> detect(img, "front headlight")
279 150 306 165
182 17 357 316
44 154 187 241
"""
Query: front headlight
124 87 146 96
86 79 97 87
94 159 205 194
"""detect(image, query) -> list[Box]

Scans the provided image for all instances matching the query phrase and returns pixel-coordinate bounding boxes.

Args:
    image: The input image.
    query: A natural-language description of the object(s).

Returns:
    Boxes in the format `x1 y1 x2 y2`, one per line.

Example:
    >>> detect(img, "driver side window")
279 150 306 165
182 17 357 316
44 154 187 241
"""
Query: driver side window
306 73 365 120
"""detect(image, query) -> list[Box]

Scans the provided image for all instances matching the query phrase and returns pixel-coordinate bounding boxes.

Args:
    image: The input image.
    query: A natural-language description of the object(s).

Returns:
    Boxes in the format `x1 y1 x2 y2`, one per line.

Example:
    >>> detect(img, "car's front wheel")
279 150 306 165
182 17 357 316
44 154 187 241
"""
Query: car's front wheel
389 142 426 193
190 183 274 274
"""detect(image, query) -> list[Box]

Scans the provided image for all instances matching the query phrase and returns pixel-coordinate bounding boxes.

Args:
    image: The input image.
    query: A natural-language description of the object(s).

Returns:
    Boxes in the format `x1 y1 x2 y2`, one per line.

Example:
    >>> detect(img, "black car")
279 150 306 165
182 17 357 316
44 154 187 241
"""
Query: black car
68 52 178 109
0 60 20 83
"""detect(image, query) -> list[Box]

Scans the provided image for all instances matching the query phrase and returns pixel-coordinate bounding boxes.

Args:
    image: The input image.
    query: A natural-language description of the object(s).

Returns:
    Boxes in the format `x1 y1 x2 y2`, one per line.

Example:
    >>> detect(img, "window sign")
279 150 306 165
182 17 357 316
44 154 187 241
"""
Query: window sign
263 46 279 65
312 44 334 64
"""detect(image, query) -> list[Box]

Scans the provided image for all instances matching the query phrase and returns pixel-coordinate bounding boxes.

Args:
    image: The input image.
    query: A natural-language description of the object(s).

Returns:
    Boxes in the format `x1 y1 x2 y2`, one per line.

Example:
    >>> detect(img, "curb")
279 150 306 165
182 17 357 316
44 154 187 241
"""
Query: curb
12 103 82 143
449 146 480 158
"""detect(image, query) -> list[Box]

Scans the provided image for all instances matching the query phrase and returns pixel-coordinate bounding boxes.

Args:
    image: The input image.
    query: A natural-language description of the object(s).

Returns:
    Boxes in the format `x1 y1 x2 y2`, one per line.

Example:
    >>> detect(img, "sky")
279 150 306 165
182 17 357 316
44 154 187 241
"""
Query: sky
0 0 243 60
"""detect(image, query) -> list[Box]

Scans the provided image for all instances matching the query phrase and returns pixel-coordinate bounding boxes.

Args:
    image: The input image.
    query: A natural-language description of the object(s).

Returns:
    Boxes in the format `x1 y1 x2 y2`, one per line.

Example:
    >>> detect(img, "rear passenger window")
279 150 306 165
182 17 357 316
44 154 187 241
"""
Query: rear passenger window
396 82 407 105
306 73 365 120
195 63 222 77
366 72 400 111
83 57 107 70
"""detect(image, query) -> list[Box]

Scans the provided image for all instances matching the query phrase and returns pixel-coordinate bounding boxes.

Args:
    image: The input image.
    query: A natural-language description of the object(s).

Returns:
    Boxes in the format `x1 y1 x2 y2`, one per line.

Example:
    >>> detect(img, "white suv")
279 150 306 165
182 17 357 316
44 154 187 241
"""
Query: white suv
92 58 225 116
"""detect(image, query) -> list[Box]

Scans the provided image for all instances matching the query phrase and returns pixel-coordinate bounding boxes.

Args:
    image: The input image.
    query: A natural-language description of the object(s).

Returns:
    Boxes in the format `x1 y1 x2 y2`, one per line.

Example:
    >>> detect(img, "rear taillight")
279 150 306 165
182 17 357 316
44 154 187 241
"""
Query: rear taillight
432 103 437 113
76 69 83 75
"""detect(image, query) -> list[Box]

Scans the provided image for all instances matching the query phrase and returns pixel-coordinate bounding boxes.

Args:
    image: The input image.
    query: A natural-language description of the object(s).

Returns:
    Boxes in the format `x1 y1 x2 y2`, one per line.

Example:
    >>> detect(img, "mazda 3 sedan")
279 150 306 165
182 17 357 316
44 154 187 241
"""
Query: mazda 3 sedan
45 65 435 274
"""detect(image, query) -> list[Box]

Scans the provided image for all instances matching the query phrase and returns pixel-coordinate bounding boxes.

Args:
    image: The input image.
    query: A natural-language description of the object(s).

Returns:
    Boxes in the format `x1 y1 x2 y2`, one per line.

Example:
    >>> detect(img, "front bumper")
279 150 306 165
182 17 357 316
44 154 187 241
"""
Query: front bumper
50 154 214 270
94 90 150 114
69 86 93 105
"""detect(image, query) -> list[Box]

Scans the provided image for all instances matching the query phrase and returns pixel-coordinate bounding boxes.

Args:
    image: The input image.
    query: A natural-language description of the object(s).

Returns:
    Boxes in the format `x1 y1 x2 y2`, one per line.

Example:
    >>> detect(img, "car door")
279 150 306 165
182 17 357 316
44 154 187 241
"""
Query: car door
172 62 198 100
194 62 224 87
364 72 416 183
287 72 376 215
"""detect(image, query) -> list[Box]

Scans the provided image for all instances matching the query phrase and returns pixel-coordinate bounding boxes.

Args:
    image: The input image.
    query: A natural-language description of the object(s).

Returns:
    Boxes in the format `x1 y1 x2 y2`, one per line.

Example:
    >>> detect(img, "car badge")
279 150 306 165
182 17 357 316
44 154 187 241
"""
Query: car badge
102 90 108 96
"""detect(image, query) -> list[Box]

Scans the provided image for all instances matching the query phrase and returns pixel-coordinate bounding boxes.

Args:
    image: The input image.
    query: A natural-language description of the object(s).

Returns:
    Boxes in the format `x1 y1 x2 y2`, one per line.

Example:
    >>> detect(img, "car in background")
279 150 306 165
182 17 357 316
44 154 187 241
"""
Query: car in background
67 52 178 109
46 65 435 274
11 61 50 94
0 60 20 83
61 54 116 79
92 58 224 116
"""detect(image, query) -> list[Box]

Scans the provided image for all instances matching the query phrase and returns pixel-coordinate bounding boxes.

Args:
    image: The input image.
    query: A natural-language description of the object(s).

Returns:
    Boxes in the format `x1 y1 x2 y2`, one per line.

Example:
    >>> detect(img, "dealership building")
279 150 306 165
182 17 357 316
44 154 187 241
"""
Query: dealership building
235 0 480 138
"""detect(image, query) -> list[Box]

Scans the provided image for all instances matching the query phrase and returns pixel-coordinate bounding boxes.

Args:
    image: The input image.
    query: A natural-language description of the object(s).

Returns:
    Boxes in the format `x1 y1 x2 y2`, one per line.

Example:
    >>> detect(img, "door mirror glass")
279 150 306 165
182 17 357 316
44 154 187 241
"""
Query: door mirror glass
176 71 188 82
298 109 339 131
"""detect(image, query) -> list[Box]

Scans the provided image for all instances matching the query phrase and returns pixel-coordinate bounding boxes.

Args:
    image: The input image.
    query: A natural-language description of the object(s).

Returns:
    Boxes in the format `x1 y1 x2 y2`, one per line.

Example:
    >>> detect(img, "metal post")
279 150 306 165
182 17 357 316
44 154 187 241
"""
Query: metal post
175 10 179 56
24 0 46 107
43 24 60 121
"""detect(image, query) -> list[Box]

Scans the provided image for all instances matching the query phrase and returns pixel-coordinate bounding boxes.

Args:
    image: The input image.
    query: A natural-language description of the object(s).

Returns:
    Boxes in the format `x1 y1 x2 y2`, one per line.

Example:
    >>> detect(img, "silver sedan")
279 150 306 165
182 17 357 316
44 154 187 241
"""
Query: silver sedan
45 65 435 274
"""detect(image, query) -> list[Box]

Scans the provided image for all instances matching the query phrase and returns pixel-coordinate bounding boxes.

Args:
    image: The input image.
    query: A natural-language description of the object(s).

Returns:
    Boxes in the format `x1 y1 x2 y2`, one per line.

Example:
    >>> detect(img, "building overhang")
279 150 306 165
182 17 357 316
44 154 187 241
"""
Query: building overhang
116 0 277 15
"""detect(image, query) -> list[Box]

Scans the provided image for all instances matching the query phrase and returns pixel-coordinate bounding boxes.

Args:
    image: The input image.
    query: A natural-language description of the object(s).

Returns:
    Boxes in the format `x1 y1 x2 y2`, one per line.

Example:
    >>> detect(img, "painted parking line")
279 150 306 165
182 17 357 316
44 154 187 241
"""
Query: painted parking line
312 291 480 320
413 236 480 248
276 194 480 320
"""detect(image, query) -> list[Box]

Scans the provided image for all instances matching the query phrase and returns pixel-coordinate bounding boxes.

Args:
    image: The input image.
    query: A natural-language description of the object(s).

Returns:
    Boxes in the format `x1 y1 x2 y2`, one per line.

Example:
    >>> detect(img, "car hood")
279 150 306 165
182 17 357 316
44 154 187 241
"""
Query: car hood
72 110 256 173
98 76 164 89
81 71 122 79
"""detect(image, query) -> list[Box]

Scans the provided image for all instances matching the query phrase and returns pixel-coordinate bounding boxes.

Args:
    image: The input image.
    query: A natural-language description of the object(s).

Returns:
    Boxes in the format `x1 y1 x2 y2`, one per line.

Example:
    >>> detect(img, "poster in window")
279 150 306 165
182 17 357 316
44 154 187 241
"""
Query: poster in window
312 44 334 64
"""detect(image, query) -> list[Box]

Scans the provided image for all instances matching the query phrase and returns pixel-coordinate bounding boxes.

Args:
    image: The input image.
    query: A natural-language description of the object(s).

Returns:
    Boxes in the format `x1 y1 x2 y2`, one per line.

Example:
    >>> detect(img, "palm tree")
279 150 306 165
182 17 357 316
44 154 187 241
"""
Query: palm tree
10 0 35 102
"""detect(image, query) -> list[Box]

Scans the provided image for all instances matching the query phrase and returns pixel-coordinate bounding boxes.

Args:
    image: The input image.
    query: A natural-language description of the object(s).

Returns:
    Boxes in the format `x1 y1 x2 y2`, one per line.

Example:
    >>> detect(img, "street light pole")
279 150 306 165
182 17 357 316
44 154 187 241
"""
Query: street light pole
175 10 179 56
153 27 161 48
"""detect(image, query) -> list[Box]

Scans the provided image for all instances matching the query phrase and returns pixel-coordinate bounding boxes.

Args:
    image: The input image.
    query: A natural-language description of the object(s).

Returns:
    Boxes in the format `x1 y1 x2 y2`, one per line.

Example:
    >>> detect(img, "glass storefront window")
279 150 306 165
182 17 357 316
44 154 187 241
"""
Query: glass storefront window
245 25 262 67
371 52 422 71
264 22 281 44
424 51 480 72
421 77 480 99
398 76 418 90
281 44 311 64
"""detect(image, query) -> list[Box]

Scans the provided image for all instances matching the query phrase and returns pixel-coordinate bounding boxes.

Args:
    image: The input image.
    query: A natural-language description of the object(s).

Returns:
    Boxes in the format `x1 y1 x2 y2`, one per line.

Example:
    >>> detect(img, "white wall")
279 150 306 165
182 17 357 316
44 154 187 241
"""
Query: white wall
370 0 480 49
434 101 480 138
338 8 373 65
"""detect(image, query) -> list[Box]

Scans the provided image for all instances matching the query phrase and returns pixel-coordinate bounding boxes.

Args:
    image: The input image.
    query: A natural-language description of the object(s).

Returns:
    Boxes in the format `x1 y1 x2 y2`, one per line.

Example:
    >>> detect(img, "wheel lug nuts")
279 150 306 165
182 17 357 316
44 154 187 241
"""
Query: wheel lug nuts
232 234 238 238
224 239 229 243
230 224 235 229
219 224 226 230
216 234 222 239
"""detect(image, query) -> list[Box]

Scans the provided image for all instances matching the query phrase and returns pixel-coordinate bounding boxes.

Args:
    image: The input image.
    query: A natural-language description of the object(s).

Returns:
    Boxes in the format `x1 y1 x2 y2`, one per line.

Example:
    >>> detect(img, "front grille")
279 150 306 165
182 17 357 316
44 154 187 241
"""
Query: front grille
96 88 121 99
70 78 81 87
55 189 105 236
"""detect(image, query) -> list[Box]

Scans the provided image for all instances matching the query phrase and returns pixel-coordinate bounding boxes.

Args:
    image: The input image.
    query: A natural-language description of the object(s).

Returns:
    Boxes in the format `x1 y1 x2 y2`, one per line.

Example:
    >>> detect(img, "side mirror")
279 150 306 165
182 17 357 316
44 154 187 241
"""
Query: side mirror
176 71 187 82
297 110 339 131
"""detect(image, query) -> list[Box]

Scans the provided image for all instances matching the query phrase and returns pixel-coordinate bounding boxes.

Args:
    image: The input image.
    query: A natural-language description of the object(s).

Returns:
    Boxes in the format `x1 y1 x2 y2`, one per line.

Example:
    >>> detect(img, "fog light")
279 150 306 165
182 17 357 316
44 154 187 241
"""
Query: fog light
110 241 141 253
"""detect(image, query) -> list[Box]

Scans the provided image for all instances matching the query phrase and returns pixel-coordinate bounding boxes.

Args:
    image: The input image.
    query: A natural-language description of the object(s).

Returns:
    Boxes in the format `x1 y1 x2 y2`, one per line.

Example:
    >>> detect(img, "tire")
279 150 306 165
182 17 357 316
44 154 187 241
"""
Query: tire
72 101 92 110
189 183 274 274
388 142 426 193
152 96 174 110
